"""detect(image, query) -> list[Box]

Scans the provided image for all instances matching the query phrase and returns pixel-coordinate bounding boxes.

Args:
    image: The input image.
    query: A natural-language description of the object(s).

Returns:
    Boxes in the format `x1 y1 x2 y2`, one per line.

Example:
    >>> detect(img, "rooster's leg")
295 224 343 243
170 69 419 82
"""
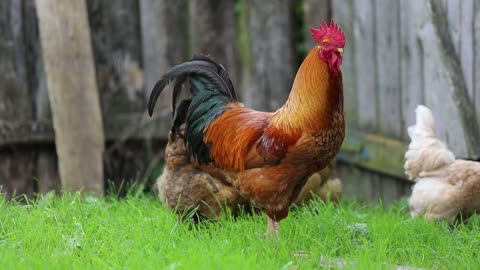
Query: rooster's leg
265 217 280 236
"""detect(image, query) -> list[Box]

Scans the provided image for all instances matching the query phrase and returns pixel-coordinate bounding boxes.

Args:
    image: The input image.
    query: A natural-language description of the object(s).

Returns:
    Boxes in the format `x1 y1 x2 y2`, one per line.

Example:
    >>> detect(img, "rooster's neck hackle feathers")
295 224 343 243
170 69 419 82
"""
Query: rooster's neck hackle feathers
271 47 343 133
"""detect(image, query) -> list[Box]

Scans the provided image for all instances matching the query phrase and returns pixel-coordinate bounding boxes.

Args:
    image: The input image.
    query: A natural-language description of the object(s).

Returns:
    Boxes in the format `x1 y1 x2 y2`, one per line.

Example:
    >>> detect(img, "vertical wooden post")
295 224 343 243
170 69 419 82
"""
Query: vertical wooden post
35 0 105 195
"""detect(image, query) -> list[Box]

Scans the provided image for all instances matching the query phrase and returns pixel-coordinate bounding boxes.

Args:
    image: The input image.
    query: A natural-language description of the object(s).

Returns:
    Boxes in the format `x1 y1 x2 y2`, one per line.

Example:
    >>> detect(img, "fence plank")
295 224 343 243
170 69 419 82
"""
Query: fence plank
419 1 465 155
0 115 172 146
352 0 376 130
331 0 356 126
23 1 49 121
459 0 475 100
87 0 145 117
0 121 52 146
36 0 105 195
0 1 30 121
304 0 330 50
475 1 480 121
140 0 189 116
338 163 411 205
400 0 425 132
190 0 237 85
23 0 59 193
375 0 402 138
0 1 35 198
0 148 35 200
339 129 407 179
445 1 475 104
236 0 252 102
242 0 295 111
446 1 461 52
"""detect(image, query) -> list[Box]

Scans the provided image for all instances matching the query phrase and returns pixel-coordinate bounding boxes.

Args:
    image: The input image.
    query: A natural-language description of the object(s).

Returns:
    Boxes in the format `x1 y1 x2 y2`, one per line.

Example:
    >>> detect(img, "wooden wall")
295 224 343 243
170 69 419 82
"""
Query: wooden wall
1 0 479 204
335 0 480 145
333 0 480 185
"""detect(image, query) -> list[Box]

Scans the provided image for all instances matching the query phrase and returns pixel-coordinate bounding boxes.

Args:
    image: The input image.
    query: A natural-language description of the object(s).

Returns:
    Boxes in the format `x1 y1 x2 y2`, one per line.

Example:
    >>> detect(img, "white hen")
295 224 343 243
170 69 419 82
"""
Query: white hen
405 105 480 224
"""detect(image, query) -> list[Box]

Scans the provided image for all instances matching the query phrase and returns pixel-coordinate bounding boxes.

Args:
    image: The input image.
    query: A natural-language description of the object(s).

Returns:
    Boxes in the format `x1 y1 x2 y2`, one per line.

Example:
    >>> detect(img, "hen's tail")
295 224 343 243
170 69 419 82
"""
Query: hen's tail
148 55 236 163
404 105 455 180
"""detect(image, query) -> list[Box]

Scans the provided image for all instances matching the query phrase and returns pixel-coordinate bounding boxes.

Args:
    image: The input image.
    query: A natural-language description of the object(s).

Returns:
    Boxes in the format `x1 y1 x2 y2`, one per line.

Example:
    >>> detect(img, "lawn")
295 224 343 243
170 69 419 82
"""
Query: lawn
1 192 479 270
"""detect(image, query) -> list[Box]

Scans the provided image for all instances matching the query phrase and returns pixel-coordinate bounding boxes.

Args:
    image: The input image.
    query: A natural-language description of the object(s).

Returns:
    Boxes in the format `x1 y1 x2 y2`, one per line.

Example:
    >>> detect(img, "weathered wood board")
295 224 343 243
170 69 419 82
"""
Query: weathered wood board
304 0 330 50
475 2 480 123
140 0 189 115
190 0 237 85
399 0 425 135
375 0 402 138
241 0 296 111
22 0 59 193
87 0 144 116
0 1 35 198
338 162 411 206
331 0 357 126
351 0 376 130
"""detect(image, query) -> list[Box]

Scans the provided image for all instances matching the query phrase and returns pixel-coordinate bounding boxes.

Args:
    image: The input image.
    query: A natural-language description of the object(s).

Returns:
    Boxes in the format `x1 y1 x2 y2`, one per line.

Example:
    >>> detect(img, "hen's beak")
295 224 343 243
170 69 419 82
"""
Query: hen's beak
337 48 344 53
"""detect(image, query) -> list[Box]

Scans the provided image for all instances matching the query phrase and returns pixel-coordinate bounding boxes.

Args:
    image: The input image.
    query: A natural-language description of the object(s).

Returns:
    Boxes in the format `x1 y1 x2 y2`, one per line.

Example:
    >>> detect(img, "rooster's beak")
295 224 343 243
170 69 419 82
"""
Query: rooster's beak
337 48 344 53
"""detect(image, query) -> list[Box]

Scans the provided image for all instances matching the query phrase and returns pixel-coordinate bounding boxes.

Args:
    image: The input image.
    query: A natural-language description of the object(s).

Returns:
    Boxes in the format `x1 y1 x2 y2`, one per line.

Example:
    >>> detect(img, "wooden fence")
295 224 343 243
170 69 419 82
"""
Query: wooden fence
334 0 480 203
1 0 479 204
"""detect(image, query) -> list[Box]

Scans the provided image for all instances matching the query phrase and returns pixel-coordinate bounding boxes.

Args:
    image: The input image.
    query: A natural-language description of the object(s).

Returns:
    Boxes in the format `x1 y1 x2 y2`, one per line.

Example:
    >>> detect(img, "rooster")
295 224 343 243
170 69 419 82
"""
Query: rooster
148 20 346 235
405 105 480 224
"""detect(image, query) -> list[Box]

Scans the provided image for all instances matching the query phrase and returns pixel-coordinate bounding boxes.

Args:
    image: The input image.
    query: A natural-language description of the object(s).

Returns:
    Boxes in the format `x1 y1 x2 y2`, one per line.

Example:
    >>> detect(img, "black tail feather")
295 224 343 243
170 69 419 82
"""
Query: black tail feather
171 99 191 138
172 74 189 117
147 54 236 163
147 54 236 116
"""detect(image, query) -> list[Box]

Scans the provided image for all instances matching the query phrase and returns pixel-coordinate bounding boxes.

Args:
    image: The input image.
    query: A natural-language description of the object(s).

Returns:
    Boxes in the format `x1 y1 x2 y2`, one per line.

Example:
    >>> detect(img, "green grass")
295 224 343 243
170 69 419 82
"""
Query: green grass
1 193 479 270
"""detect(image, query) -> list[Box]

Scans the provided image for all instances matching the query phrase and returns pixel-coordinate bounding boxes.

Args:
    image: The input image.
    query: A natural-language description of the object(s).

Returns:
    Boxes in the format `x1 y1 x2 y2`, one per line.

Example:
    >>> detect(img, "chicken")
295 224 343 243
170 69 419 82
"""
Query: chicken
294 159 342 204
148 20 346 235
405 105 480 224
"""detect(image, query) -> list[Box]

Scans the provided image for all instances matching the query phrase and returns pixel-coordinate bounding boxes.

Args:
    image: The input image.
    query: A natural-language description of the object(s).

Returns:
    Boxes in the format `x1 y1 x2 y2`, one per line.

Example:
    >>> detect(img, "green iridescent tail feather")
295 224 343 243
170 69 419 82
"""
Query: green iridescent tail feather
148 54 237 163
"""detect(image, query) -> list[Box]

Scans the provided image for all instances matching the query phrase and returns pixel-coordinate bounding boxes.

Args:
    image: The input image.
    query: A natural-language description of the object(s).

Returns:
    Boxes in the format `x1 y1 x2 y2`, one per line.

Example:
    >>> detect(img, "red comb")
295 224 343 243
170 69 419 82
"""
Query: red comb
310 19 345 47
